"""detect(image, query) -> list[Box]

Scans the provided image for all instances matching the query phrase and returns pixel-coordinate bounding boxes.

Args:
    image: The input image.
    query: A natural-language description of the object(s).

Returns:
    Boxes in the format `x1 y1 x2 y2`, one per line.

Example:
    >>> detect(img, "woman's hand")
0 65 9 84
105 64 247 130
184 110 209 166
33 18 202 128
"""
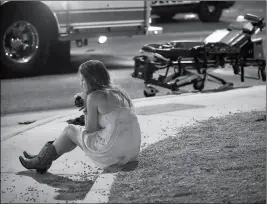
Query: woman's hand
74 92 84 108
73 92 88 110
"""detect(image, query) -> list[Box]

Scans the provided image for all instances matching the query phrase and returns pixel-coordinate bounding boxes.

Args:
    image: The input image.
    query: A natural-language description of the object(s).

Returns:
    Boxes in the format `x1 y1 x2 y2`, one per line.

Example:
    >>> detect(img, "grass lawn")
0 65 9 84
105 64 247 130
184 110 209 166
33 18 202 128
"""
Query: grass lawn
108 111 266 203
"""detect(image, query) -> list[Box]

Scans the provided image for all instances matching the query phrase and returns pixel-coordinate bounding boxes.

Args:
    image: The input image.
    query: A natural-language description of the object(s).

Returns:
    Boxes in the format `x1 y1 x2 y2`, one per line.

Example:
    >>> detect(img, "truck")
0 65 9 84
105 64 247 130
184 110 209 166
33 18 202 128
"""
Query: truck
151 1 236 22
0 1 162 78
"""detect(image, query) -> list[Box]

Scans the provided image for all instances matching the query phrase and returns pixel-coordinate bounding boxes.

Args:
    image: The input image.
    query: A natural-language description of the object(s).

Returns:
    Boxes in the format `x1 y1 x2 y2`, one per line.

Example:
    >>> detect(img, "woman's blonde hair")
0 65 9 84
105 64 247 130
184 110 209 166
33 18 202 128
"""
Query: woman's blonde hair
78 60 132 107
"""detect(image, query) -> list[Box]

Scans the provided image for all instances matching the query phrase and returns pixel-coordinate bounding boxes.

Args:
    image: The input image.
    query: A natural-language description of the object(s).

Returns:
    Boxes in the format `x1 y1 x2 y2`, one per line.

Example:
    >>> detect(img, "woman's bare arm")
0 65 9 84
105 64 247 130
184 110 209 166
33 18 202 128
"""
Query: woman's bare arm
84 91 102 133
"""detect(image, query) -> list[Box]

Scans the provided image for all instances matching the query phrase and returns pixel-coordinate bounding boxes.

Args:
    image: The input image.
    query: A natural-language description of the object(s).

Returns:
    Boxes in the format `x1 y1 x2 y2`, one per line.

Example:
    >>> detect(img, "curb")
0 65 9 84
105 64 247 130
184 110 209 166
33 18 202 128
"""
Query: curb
1 110 77 141
1 92 197 141
3 85 265 141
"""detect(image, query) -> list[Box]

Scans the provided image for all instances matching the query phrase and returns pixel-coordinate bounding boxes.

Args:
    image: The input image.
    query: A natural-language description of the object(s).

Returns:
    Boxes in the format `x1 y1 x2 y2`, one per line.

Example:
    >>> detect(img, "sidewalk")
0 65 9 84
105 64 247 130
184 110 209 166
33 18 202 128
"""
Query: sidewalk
1 85 266 203
1 108 77 141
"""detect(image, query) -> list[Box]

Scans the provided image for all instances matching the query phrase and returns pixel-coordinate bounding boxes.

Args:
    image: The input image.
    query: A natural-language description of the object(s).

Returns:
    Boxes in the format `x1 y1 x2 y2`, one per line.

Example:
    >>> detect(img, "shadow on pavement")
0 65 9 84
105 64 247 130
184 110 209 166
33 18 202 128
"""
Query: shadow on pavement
121 161 140 172
103 160 140 174
17 170 95 201
200 85 253 94
16 161 139 200
169 85 253 96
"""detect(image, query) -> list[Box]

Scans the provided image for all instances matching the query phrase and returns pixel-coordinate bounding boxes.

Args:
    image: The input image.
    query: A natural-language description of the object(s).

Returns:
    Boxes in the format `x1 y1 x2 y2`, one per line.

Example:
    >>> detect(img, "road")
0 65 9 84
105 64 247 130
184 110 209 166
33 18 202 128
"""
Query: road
1 1 266 115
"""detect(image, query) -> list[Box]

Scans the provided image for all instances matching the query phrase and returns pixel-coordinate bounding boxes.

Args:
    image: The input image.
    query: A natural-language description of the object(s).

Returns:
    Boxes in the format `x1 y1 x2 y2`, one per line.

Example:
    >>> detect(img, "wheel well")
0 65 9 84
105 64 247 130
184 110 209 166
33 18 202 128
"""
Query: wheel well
0 1 59 37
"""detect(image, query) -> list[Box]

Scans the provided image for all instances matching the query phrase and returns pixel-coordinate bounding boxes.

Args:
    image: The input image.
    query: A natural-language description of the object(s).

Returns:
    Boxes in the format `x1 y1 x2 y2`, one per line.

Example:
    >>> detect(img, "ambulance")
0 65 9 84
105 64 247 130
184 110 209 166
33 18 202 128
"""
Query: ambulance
0 1 162 77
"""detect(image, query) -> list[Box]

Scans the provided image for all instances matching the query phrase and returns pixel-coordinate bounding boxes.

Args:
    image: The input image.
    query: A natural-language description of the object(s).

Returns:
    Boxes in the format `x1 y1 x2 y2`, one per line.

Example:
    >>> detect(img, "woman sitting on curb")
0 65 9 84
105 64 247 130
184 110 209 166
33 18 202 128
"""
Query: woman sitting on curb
19 60 142 173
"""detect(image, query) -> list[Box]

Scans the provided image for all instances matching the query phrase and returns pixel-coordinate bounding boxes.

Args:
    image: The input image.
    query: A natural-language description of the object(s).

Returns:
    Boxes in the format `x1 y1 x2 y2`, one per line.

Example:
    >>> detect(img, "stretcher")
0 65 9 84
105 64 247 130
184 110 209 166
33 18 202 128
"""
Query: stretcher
132 13 266 97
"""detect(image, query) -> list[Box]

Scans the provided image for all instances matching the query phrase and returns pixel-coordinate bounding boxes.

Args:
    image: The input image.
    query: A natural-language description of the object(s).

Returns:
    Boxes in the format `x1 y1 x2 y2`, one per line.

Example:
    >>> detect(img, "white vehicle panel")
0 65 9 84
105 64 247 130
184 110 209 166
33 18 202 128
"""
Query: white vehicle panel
42 1 68 11
68 1 145 10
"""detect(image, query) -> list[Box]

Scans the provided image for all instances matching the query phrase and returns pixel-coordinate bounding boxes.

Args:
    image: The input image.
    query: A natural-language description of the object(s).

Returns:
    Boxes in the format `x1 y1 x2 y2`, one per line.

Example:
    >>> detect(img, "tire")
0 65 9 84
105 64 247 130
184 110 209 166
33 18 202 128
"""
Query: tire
197 2 222 23
0 4 54 78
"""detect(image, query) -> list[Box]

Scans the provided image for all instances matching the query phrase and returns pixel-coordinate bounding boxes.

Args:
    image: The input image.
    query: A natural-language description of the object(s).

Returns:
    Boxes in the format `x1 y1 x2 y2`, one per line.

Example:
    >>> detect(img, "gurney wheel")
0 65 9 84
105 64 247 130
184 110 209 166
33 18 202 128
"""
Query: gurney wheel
193 80 205 91
144 90 156 97
144 86 157 97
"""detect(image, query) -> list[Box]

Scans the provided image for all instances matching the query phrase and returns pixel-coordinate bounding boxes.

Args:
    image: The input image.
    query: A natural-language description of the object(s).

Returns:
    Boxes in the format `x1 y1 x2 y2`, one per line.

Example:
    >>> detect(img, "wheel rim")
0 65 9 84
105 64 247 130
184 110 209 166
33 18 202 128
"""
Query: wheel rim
3 21 39 64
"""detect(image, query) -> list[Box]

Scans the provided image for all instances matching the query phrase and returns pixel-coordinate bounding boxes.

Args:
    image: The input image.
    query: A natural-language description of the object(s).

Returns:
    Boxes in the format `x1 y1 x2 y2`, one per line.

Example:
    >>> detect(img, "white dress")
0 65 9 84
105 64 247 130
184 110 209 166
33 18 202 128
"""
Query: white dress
77 107 141 169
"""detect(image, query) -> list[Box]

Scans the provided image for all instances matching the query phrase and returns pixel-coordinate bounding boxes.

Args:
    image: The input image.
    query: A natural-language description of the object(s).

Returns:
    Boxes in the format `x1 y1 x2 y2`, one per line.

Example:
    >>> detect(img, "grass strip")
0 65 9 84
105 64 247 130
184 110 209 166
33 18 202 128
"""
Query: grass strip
109 111 266 203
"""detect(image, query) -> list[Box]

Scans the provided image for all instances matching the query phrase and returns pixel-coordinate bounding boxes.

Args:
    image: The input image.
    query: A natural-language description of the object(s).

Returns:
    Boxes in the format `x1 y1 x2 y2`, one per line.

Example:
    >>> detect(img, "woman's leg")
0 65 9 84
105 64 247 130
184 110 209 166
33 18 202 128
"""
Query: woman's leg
53 124 83 156
19 124 83 173
23 124 83 158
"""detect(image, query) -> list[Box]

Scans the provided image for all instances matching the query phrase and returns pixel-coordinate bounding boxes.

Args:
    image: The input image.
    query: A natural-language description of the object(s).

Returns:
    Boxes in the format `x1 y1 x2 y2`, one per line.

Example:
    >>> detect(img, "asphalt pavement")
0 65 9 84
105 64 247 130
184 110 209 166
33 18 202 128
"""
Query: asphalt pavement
1 31 266 115
1 1 266 115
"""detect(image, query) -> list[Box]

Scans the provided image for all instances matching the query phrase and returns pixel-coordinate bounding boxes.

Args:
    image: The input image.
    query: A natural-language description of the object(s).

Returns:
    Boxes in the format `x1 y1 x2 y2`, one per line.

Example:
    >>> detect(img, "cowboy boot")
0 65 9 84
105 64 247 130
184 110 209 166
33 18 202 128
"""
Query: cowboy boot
22 152 60 174
19 141 59 174
23 151 37 159
23 141 54 159
22 153 60 171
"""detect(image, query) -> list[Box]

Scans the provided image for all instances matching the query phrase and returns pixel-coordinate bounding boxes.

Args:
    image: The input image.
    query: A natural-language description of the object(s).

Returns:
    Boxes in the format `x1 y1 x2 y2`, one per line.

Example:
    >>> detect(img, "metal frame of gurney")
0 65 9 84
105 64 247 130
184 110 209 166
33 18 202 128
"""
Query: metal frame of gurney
132 13 266 97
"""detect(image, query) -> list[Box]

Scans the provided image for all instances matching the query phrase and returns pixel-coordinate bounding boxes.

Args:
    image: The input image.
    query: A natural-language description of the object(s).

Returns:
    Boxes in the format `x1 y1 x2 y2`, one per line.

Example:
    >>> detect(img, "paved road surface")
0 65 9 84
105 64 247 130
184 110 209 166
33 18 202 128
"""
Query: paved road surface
1 1 266 115
1 53 265 116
